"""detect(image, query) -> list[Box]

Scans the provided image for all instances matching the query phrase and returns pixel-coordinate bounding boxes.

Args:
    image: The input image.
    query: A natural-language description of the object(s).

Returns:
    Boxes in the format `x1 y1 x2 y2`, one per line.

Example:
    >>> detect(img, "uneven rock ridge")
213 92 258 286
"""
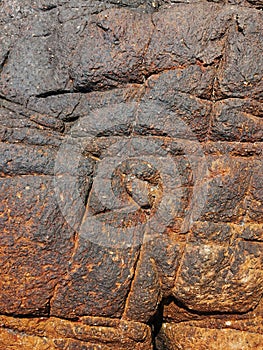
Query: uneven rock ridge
0 0 262 349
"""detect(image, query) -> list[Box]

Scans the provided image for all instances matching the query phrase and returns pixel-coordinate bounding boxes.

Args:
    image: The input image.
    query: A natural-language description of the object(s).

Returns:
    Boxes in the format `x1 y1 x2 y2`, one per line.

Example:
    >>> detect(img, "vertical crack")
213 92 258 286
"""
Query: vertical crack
121 246 142 318
150 300 164 350
142 12 156 78
235 14 245 36
0 51 10 75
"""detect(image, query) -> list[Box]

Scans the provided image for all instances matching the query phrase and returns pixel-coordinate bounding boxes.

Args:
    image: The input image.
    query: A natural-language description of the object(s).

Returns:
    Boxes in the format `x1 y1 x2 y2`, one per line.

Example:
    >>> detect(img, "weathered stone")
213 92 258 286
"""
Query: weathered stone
0 315 153 349
156 320 263 350
0 0 262 349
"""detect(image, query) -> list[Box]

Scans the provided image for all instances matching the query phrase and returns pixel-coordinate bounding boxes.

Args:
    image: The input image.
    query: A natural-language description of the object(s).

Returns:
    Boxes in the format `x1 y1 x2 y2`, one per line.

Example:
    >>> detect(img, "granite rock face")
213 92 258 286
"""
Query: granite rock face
0 0 262 349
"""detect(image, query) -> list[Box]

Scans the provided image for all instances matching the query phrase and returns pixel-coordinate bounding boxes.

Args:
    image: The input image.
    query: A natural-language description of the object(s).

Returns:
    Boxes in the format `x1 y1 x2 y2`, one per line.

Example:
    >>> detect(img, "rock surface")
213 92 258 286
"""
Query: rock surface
0 0 262 349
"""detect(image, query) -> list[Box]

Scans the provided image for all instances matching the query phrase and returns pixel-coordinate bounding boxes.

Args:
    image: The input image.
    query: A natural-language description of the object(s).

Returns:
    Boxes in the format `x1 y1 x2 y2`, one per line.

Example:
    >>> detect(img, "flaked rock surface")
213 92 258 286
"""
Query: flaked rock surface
0 0 262 349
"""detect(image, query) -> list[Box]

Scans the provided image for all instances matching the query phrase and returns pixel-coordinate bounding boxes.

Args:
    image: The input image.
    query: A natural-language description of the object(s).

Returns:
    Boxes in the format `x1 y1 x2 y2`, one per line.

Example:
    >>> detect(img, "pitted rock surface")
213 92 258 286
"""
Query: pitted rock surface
0 0 262 349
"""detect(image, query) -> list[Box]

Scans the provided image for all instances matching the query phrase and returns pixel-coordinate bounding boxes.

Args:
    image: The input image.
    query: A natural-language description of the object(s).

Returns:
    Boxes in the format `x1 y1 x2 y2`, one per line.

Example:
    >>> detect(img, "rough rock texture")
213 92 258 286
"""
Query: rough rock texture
0 315 152 349
0 0 262 349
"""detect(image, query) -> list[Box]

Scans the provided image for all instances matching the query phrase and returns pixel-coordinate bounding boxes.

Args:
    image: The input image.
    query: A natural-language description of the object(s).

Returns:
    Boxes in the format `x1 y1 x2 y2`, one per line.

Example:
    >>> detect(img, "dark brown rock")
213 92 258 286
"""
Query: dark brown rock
0 0 262 349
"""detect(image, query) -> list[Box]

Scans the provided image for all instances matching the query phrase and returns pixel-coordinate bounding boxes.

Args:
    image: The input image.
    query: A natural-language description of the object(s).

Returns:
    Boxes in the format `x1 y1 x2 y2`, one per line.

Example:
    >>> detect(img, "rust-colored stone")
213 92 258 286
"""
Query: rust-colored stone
0 0 262 349
0 315 152 349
